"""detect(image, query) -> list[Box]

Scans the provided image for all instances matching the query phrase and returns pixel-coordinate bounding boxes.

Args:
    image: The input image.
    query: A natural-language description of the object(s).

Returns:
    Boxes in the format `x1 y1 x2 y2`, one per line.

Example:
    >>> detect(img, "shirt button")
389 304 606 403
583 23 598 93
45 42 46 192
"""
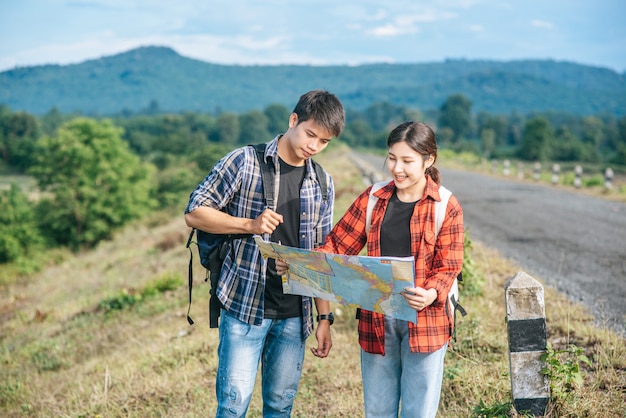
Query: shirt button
302 212 306 216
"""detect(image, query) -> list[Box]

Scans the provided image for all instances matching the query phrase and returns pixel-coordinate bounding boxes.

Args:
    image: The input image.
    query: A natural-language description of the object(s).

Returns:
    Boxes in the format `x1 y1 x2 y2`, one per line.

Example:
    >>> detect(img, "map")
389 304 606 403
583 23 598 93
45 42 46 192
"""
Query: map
254 236 418 323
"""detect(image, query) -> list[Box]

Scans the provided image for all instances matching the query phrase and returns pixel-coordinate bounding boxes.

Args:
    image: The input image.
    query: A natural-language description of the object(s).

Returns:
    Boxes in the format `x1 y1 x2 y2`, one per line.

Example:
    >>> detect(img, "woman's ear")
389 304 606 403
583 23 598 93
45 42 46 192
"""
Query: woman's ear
425 154 435 169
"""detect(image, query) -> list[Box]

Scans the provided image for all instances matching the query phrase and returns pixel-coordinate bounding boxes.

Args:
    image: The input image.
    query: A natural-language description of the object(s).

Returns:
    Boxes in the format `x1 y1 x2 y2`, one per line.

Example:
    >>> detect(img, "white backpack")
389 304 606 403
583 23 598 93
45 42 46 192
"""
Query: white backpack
365 181 466 329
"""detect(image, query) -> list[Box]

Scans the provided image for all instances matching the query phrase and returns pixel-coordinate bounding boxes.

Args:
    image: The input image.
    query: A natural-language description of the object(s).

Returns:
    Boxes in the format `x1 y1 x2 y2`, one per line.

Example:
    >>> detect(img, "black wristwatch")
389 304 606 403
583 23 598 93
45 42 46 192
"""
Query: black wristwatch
316 312 334 325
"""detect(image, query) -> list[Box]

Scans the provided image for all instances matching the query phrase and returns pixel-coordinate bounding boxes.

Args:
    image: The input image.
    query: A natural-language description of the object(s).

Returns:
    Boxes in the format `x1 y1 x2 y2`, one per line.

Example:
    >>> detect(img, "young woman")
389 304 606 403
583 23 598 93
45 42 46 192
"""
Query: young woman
280 121 464 417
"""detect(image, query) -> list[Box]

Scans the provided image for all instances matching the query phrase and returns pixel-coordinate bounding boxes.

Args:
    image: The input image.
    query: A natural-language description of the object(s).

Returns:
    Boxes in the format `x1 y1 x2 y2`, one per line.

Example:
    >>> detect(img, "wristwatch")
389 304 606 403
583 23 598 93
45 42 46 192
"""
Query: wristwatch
316 312 334 325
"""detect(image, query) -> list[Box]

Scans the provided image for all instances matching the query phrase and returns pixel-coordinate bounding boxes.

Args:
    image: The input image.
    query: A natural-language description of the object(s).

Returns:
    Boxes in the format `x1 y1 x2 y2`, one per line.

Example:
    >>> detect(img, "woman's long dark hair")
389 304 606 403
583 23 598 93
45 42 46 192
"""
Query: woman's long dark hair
387 121 440 185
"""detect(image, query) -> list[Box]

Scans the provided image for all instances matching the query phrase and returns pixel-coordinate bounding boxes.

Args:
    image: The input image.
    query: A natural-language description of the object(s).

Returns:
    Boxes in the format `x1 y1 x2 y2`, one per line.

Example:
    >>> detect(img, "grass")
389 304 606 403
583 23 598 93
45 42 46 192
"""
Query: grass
1 145 624 417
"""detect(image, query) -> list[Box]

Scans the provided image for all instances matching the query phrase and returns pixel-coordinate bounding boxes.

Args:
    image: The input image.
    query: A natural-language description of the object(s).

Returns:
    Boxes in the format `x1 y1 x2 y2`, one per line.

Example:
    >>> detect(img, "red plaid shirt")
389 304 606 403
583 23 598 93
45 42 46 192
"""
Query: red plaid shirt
317 176 464 354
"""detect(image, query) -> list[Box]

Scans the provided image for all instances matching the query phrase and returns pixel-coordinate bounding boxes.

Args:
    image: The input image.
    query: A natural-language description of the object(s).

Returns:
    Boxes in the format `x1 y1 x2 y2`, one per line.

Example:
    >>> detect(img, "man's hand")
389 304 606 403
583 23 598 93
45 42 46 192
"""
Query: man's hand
310 321 332 358
251 208 283 235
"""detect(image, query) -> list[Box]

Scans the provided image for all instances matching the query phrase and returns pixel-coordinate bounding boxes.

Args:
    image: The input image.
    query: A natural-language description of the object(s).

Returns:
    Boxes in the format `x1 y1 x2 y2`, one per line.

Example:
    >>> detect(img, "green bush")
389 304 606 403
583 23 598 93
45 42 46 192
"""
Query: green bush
98 273 184 313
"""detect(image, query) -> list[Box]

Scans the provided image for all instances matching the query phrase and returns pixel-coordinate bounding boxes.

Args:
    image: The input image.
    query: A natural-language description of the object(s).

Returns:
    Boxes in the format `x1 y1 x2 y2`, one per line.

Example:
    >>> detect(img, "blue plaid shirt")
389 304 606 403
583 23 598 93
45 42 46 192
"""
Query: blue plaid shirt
185 137 334 338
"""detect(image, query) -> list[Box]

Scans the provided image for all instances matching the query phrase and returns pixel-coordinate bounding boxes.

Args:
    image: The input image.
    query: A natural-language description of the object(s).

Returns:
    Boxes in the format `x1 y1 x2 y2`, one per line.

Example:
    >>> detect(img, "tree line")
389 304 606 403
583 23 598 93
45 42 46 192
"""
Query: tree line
1 95 625 270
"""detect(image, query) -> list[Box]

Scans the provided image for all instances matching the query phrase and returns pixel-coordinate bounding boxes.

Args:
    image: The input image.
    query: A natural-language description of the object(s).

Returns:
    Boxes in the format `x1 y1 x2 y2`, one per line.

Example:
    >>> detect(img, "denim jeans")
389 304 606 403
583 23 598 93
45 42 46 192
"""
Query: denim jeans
361 316 448 418
215 309 305 417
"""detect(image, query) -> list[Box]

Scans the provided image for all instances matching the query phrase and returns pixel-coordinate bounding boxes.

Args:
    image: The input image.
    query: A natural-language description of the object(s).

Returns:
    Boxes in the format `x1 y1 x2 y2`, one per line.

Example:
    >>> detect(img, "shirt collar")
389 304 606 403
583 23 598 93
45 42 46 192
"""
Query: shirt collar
373 175 442 202
268 134 318 179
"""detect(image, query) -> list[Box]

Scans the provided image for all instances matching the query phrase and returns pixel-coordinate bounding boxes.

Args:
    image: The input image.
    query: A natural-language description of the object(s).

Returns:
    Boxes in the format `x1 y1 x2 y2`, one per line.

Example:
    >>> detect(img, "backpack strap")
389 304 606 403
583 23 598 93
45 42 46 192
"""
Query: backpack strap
365 182 450 238
435 186 452 237
435 185 467 341
312 161 329 202
186 229 196 325
252 143 275 209
252 143 328 204
365 181 389 234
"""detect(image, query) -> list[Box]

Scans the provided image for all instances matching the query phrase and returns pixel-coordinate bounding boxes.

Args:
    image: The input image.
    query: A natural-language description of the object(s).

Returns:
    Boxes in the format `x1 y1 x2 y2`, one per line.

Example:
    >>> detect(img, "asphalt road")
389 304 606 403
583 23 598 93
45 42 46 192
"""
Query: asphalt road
351 152 626 335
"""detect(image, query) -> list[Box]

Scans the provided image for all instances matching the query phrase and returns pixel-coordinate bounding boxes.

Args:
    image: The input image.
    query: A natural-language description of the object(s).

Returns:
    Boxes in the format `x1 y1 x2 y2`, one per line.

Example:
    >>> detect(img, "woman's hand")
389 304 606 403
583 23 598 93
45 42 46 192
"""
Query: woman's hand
402 287 437 311
275 259 289 276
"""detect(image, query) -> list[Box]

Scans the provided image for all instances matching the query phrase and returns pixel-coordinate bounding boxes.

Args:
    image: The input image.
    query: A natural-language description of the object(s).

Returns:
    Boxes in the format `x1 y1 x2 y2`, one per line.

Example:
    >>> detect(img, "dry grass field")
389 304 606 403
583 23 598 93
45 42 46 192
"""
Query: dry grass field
1 145 624 417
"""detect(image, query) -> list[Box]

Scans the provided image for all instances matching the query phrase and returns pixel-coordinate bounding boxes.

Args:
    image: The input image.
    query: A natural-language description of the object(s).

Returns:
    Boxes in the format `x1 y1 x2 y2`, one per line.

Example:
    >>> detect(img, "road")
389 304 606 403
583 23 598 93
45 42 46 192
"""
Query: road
351 152 626 335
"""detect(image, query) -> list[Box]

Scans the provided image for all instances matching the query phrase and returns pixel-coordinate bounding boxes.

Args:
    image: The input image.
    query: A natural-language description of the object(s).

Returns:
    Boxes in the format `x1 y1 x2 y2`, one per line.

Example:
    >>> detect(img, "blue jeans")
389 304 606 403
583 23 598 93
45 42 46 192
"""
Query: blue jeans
361 316 447 418
215 309 305 417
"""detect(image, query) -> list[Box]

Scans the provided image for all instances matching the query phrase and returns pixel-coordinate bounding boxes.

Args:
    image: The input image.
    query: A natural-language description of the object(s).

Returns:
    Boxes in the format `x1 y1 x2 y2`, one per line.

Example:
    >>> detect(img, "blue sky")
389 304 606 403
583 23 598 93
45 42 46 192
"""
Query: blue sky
1 0 625 73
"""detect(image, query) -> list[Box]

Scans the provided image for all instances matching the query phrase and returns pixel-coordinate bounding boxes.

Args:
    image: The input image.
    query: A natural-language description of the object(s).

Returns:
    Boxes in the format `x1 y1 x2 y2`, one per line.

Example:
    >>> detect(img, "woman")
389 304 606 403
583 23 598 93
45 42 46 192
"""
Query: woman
281 121 464 417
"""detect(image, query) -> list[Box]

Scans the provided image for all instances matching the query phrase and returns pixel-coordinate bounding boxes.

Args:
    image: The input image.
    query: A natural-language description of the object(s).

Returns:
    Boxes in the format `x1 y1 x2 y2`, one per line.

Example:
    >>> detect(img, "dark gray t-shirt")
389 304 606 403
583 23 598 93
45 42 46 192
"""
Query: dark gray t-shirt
264 158 304 318
380 191 418 257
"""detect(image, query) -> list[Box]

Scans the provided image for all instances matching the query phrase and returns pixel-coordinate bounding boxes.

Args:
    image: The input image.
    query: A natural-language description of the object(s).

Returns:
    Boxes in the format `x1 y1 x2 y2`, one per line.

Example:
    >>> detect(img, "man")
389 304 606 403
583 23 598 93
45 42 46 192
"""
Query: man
184 90 345 417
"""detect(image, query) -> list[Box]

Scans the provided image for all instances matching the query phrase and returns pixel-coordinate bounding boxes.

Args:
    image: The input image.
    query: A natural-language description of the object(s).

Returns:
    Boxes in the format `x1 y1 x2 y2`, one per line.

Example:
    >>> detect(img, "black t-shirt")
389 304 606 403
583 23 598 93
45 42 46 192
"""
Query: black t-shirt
380 191 418 257
264 158 305 319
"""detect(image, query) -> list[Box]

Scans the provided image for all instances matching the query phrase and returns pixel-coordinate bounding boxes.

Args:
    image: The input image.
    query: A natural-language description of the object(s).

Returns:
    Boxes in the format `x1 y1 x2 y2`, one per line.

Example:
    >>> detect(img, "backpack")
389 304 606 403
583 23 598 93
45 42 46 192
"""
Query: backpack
365 181 466 334
186 143 329 327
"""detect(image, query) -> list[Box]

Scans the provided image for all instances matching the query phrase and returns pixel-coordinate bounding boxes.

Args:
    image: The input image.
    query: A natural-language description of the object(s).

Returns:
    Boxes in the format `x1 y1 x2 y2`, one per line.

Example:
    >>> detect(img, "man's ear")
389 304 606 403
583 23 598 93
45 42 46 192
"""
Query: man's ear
288 113 298 128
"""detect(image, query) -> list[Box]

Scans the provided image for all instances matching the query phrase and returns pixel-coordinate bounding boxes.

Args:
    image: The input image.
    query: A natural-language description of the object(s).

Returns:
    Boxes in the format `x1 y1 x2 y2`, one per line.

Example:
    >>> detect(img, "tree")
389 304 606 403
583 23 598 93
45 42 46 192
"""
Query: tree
364 101 412 132
436 127 454 148
518 116 554 161
0 185 45 263
552 126 586 161
438 94 472 144
480 128 496 158
506 111 525 146
0 108 40 170
238 110 269 145
193 143 234 173
29 118 156 250
264 104 290 136
40 107 65 136
216 113 240 145
581 116 604 150
341 120 375 148
476 112 507 146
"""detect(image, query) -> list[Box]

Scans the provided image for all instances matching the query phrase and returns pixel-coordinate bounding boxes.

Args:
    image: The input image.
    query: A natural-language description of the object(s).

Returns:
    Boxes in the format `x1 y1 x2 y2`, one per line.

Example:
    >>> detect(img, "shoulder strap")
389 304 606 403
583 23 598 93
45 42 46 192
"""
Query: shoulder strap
252 143 328 204
366 183 452 238
312 160 329 202
251 144 275 209
365 181 389 234
434 185 452 238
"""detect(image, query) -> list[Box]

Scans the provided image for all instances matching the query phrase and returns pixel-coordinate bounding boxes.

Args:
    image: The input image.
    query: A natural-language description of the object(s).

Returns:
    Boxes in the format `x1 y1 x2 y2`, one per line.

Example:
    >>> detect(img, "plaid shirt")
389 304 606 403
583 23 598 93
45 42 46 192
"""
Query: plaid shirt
317 176 464 353
185 137 334 338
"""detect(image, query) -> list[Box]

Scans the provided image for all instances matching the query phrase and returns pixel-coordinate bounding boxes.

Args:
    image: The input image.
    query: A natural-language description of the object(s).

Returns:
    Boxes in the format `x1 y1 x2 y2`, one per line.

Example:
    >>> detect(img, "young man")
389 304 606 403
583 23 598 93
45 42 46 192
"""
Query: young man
184 90 345 417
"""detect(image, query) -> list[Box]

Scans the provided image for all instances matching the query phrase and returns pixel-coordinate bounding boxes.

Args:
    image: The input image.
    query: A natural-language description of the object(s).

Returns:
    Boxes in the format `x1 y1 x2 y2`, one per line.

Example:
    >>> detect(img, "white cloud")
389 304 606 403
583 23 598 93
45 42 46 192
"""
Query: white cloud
531 19 555 29
367 9 457 38
370 23 418 37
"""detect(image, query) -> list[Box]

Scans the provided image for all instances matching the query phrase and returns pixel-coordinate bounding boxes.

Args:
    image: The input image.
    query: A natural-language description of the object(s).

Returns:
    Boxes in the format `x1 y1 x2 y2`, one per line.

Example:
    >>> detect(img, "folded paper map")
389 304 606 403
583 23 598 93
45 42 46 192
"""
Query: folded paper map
254 236 417 323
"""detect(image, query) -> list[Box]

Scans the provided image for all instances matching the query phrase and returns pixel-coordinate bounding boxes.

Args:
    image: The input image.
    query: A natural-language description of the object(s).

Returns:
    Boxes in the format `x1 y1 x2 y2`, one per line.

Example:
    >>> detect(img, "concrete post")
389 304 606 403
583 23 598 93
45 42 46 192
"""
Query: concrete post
604 167 614 190
505 271 550 416
503 159 511 176
551 164 560 186
533 162 541 181
517 162 524 180
574 165 582 188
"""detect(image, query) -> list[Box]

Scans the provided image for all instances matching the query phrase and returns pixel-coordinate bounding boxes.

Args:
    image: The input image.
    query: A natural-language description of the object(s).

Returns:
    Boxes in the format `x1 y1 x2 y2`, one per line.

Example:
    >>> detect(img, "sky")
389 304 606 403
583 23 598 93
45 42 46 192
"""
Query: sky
1 0 625 73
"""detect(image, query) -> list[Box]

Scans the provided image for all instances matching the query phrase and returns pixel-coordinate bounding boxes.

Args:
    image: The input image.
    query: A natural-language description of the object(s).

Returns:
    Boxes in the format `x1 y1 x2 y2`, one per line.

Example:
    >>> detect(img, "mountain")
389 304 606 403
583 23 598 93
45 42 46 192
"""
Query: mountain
1 46 625 116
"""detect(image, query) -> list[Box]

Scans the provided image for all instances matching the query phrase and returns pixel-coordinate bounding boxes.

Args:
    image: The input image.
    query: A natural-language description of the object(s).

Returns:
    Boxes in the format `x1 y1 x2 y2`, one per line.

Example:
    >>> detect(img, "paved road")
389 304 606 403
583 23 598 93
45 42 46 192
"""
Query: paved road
352 152 626 335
